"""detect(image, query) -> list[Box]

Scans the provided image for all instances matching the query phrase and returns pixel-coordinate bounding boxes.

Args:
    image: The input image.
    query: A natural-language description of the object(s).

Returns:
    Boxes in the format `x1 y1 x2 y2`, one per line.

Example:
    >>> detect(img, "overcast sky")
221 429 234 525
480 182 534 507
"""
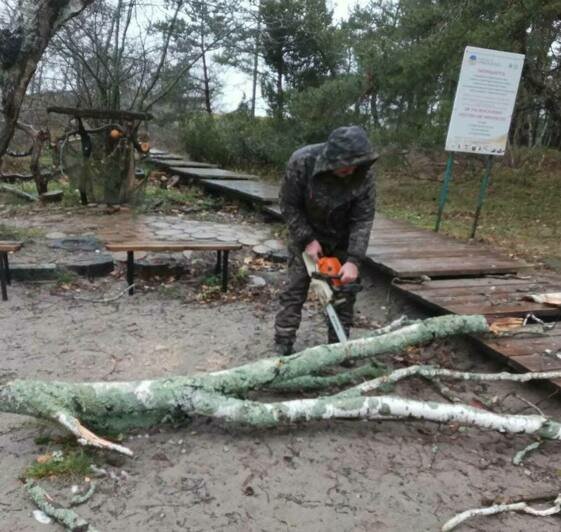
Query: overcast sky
216 0 367 113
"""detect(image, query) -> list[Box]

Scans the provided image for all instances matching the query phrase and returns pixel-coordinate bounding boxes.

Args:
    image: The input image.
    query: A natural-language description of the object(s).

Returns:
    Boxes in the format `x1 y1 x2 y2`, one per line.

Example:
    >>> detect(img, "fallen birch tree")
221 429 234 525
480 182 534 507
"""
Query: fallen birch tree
2 314 561 458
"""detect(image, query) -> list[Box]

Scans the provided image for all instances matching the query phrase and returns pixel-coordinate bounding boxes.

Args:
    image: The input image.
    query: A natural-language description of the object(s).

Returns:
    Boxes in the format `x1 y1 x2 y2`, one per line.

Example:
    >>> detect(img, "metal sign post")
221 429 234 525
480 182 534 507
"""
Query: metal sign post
434 153 455 232
471 155 494 238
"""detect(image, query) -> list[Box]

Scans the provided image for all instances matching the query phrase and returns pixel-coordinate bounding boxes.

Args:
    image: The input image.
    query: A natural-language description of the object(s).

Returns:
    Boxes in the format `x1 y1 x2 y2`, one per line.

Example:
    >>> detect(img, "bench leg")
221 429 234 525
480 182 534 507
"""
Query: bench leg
0 252 8 301
4 253 10 285
215 250 223 275
221 250 229 292
127 251 135 295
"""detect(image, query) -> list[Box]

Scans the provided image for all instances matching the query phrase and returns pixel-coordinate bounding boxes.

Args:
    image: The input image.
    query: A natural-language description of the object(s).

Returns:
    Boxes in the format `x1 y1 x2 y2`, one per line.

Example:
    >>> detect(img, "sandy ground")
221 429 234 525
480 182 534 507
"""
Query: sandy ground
1 222 561 531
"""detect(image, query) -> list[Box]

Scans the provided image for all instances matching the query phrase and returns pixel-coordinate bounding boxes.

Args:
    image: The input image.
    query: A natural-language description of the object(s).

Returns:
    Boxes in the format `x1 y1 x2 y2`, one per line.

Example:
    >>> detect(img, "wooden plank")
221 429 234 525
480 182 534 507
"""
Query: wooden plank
366 256 524 277
105 241 241 252
512 354 561 372
170 167 257 181
395 278 561 302
419 285 561 303
371 215 412 227
393 282 561 318
200 179 279 204
474 328 561 391
263 203 283 220
397 277 553 292
369 248 521 260
0 241 23 252
149 159 218 169
409 285 561 301
442 302 560 318
483 336 561 357
368 242 480 251
149 154 183 161
370 233 451 241
365 214 529 278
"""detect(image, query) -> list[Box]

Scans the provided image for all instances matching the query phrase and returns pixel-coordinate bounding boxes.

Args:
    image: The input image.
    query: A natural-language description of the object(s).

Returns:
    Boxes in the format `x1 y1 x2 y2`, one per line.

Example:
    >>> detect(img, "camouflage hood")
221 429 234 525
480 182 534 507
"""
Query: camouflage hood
312 126 379 177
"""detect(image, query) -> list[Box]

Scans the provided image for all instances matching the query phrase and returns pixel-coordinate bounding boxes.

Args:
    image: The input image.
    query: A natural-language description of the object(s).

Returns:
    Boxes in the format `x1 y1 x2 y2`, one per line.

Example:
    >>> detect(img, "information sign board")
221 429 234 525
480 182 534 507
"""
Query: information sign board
445 46 524 156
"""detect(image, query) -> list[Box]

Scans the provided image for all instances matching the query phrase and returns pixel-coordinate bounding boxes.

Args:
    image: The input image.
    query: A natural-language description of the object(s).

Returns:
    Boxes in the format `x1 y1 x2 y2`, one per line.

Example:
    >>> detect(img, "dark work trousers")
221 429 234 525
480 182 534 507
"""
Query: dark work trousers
274 246 356 344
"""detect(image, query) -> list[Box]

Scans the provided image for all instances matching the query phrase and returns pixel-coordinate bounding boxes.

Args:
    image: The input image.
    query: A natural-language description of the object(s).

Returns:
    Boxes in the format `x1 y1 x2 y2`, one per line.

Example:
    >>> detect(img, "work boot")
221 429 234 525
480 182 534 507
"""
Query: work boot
274 339 294 357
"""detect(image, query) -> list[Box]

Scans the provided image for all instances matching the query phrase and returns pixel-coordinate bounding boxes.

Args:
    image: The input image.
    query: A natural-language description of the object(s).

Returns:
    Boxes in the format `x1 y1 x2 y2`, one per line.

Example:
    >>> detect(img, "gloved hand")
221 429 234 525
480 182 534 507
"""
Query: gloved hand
339 261 358 284
305 240 323 262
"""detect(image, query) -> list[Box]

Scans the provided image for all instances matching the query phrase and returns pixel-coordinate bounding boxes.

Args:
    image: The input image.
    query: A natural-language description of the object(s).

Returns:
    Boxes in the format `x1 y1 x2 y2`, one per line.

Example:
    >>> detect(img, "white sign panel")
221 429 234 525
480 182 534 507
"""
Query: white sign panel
445 46 524 156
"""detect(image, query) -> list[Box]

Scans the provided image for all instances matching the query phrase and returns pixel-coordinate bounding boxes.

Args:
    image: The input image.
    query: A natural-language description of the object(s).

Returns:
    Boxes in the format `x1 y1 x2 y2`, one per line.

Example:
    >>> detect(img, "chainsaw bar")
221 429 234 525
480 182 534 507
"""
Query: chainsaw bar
325 303 348 343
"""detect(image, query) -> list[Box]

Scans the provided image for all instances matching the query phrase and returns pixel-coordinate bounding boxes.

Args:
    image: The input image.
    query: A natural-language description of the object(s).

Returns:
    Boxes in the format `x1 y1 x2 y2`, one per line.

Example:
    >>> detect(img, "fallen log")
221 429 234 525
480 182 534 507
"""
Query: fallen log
26 481 99 532
2 314 561 457
0 183 37 201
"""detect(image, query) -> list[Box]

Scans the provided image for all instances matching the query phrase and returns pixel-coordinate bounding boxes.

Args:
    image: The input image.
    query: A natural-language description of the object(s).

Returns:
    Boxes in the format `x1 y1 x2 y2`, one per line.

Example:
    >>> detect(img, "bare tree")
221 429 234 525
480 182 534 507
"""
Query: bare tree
0 0 95 157
46 0 242 116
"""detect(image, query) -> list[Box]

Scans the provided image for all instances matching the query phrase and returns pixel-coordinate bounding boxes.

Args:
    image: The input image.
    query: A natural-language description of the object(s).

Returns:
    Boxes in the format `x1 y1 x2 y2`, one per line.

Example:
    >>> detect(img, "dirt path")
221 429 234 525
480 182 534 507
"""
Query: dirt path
1 236 561 531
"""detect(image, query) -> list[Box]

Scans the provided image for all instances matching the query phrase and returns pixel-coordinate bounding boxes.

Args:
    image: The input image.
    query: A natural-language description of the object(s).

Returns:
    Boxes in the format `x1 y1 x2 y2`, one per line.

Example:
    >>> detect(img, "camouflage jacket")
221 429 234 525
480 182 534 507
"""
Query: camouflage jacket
279 126 378 264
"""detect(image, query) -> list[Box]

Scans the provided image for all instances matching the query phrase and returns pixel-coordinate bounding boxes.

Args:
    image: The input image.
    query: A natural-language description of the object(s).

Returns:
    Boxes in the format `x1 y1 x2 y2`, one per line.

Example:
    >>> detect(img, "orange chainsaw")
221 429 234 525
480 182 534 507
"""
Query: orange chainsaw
302 253 362 343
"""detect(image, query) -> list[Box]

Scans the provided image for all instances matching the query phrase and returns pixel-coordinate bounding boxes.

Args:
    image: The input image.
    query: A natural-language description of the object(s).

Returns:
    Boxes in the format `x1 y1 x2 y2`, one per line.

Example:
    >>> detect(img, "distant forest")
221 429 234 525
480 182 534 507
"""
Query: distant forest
2 1 560 165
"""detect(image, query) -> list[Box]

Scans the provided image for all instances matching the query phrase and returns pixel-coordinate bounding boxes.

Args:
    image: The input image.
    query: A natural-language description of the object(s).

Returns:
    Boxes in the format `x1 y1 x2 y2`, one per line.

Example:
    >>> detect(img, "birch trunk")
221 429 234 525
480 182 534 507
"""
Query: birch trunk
6 314 561 456
0 315 488 433
0 0 94 156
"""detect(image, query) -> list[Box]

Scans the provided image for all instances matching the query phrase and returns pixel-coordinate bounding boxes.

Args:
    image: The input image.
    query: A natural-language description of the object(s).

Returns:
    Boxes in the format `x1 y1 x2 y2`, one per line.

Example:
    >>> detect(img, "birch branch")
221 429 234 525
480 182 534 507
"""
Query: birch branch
266 364 386 393
26 481 100 532
181 389 561 441
348 365 561 396
442 493 561 531
512 441 542 465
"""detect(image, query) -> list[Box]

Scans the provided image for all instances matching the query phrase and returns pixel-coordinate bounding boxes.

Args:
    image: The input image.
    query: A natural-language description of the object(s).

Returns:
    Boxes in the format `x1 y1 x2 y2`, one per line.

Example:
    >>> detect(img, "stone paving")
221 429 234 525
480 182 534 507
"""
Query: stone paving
99 214 275 247
6 211 288 278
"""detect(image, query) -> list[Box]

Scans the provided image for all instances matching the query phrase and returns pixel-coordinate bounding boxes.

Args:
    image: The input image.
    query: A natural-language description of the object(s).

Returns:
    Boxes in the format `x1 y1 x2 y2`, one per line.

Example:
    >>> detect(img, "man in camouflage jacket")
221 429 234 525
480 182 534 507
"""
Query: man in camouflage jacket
274 125 379 355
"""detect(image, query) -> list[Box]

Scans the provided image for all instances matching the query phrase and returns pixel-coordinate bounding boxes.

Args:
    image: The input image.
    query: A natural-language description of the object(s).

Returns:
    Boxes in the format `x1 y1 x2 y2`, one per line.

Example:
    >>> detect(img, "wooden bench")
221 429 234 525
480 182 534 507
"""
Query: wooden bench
0 241 23 301
105 241 242 295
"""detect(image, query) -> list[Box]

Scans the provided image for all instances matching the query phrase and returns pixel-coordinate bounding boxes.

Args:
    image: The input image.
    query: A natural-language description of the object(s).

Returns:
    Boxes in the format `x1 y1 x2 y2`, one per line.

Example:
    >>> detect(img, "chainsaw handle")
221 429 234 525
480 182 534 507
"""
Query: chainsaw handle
302 252 318 277
311 271 340 282
334 282 363 295
302 252 334 306
311 271 362 294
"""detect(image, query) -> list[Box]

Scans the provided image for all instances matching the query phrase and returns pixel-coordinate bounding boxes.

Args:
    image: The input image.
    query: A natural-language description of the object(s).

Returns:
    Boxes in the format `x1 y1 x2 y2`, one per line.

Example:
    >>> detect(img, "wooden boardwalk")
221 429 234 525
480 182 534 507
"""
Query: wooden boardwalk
365 216 528 278
393 276 561 318
394 275 561 389
147 159 218 169
479 328 561 388
171 167 257 181
260 208 528 278
147 154 183 161
200 179 279 204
